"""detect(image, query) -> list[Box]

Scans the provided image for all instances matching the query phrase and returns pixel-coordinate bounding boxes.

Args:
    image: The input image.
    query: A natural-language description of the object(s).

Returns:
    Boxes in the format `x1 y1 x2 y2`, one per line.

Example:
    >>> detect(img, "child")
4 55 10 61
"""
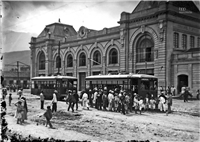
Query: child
43 106 53 128
9 93 12 106
14 101 24 124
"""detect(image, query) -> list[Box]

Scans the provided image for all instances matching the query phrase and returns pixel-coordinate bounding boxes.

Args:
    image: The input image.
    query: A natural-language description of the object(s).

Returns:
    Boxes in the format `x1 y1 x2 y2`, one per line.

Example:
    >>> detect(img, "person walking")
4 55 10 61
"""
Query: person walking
40 90 45 109
43 106 53 128
52 90 58 113
67 90 76 112
182 87 193 102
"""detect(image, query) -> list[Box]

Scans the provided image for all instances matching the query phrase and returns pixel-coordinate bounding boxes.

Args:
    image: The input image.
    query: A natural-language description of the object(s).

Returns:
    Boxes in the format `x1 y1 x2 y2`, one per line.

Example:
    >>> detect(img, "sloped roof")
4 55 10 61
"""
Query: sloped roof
132 0 199 13
132 1 163 13
169 1 200 13
37 22 77 38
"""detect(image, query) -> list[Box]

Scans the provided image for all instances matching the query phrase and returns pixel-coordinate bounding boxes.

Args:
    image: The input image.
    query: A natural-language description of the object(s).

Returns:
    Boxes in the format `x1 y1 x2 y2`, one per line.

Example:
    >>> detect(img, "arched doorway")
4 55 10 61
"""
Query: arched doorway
177 74 188 94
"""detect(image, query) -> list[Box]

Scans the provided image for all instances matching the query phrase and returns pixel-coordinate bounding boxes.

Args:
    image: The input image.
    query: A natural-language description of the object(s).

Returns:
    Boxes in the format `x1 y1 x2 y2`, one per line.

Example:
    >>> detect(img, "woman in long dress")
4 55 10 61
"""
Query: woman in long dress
14 101 23 124
21 97 28 123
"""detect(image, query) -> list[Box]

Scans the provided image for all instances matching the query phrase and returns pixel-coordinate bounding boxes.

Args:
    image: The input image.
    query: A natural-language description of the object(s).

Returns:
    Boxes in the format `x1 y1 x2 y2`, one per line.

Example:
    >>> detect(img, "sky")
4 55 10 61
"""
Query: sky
0 0 200 53
1 0 140 35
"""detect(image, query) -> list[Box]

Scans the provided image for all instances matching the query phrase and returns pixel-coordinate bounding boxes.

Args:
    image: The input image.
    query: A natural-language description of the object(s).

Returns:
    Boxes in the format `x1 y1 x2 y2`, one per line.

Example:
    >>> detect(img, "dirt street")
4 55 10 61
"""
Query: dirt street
4 90 200 141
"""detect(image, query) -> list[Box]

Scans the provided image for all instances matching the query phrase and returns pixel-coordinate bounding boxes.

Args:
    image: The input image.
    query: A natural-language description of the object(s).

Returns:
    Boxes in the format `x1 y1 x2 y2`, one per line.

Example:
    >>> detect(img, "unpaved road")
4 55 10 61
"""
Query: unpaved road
4 90 200 141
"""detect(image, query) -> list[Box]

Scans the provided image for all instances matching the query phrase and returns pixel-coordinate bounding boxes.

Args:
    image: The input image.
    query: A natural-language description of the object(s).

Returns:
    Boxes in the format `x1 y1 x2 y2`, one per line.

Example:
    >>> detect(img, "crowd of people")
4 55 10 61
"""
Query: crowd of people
77 86 174 115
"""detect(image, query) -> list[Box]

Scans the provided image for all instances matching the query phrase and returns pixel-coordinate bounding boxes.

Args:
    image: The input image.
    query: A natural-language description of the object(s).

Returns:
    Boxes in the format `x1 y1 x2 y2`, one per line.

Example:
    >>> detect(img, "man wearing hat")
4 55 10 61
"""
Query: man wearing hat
52 90 58 113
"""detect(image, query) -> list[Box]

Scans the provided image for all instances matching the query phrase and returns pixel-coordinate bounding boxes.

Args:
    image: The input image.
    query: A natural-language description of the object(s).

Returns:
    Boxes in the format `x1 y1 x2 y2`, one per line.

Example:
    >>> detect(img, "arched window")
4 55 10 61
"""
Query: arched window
67 54 73 67
79 52 86 66
56 56 61 68
93 51 101 65
109 48 118 64
136 35 154 62
39 51 45 70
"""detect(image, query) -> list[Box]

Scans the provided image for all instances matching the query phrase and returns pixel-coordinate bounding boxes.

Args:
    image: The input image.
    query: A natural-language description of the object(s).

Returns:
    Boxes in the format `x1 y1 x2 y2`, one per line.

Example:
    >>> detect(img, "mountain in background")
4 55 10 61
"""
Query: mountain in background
2 30 36 53
3 50 31 69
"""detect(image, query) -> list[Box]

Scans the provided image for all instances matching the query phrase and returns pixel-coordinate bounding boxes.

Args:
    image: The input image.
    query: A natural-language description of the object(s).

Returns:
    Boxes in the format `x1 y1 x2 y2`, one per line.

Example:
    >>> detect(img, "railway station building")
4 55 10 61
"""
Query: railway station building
30 1 200 94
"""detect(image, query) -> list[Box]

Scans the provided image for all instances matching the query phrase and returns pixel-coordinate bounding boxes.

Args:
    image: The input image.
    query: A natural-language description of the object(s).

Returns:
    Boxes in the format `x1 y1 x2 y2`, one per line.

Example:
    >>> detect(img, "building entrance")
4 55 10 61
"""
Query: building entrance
79 72 86 91
178 75 188 94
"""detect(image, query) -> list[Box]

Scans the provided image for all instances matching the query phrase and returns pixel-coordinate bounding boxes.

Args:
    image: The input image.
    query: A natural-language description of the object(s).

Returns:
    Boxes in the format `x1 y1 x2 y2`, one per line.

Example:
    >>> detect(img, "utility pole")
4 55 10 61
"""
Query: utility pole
17 61 19 88
58 41 60 75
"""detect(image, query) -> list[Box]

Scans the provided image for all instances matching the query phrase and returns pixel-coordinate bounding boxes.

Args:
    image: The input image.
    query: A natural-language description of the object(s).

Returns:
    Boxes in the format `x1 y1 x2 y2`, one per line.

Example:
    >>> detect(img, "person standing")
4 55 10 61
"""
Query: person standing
102 91 108 111
40 90 45 109
2 88 7 99
21 97 28 123
108 90 114 111
171 86 176 96
8 93 12 106
93 89 98 109
166 93 173 115
74 91 79 111
14 101 23 124
17 89 22 99
82 91 89 110
52 90 58 113
196 89 200 100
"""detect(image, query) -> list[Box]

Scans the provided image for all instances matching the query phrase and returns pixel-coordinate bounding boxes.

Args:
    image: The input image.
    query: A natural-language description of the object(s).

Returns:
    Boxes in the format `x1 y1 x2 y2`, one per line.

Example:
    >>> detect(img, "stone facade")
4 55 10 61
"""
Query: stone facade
30 1 200 93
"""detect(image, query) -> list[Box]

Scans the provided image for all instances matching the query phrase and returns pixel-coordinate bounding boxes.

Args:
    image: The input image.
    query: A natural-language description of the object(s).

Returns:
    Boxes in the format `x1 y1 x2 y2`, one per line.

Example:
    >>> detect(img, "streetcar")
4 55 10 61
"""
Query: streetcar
85 73 158 98
31 75 77 100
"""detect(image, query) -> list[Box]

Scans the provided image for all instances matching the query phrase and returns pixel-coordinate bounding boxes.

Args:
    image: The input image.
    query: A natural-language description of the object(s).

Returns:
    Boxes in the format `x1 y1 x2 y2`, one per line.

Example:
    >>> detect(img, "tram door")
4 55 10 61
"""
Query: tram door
79 72 86 91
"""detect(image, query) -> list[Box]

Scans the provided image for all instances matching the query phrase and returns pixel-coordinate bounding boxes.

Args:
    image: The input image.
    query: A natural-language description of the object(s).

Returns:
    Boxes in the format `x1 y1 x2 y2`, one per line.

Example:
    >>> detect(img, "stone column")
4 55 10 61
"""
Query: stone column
87 58 91 76
102 56 106 75
74 59 77 77
174 64 178 93
188 64 192 88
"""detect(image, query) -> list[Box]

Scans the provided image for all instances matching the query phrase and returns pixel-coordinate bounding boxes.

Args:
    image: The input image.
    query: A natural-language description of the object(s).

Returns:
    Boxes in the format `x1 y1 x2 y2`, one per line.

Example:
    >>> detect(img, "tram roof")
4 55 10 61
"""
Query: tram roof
31 75 77 80
86 74 157 80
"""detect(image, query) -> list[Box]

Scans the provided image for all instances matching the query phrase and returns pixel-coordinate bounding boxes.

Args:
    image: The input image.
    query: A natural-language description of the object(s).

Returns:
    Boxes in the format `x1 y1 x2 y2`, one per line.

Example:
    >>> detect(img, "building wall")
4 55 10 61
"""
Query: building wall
30 1 200 92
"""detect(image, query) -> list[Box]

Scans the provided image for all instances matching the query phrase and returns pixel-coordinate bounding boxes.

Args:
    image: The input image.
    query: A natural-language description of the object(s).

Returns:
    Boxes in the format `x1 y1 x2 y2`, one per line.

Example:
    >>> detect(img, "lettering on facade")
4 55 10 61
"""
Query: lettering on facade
178 7 192 14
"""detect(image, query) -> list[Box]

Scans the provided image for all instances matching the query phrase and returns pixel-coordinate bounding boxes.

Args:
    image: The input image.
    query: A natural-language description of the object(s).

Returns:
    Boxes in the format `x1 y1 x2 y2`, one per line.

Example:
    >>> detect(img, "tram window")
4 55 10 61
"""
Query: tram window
150 81 154 90
140 80 150 90
123 80 128 90
102 80 106 84
107 80 113 84
118 80 123 85
31 81 34 89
